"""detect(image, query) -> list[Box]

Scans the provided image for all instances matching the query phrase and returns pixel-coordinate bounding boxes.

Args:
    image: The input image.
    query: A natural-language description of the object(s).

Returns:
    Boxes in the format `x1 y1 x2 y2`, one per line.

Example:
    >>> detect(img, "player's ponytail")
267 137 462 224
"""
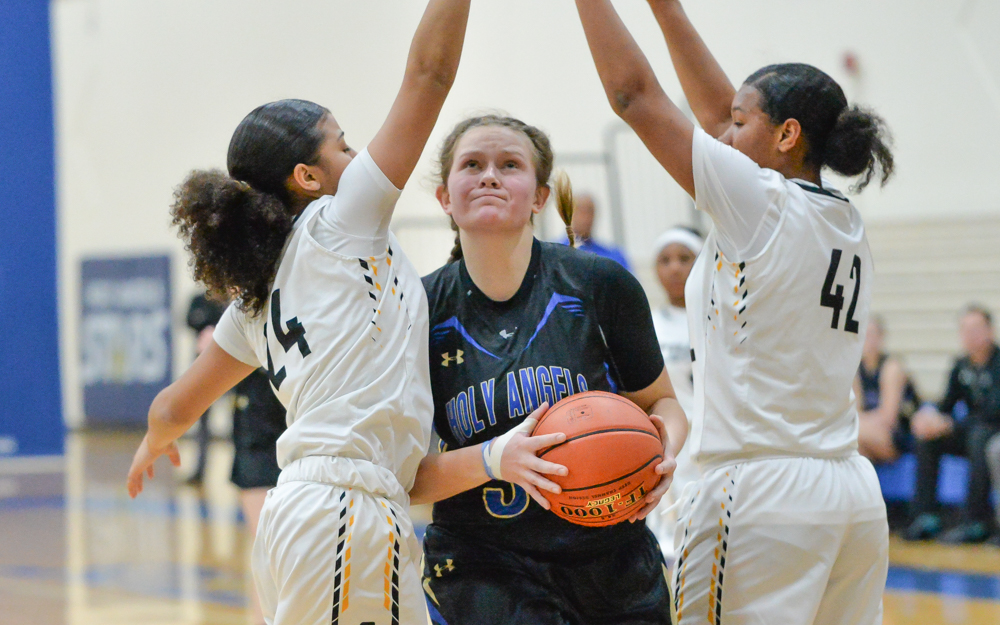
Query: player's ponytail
171 171 294 315
553 170 575 247
744 63 894 192
172 99 329 315
437 115 562 263
823 105 894 191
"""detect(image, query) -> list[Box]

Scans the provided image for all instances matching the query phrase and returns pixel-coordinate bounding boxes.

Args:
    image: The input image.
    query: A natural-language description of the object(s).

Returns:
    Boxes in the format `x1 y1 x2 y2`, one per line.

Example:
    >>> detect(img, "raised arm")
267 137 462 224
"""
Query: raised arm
646 0 736 138
367 0 471 188
575 0 694 196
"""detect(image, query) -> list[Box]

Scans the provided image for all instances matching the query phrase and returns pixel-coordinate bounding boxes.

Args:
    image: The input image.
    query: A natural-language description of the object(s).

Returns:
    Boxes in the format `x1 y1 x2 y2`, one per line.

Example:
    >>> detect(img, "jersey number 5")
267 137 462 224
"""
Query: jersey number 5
820 249 862 334
265 289 312 389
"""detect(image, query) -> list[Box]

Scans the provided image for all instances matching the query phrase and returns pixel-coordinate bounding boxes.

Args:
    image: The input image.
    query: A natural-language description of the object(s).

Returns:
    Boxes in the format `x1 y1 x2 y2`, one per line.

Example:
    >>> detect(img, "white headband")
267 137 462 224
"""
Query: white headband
653 228 704 257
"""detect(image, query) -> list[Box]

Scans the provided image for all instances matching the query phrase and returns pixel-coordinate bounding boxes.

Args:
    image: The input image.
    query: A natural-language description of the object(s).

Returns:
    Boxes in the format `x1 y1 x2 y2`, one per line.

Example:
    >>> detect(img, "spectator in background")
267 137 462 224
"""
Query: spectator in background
649 226 702 414
989 434 1000 546
855 316 920 463
567 193 631 271
645 226 703 562
905 305 1000 543
184 292 228 485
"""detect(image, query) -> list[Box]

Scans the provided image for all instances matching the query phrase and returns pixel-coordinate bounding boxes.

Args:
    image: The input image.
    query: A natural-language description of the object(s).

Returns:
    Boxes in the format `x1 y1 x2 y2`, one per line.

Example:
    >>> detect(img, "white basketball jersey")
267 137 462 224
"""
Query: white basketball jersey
214 149 432 493
686 129 872 471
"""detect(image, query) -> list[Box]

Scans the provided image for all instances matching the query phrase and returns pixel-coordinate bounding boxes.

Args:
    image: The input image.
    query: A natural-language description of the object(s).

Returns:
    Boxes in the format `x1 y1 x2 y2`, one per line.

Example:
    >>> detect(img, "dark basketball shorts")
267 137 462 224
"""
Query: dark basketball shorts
422 523 673 625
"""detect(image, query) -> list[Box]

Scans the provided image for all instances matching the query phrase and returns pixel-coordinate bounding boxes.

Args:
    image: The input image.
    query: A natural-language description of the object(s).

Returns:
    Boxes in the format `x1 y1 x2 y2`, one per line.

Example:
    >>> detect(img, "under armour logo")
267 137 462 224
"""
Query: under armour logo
434 559 455 577
441 350 464 367
499 328 516 339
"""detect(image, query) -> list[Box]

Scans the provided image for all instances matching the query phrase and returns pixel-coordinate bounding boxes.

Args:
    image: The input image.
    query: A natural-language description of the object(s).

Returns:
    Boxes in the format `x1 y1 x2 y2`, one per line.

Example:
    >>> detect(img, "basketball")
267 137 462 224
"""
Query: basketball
534 391 663 527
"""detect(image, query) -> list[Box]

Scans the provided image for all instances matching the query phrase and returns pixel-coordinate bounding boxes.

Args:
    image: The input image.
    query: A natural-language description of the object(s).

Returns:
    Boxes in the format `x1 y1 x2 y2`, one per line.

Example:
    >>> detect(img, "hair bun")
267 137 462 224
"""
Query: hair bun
824 105 894 191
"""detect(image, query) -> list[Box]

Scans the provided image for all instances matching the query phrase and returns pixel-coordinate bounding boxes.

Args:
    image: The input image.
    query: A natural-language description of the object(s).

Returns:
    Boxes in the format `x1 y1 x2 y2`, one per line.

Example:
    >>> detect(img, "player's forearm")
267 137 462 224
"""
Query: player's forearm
646 0 735 137
409 446 490 506
575 0 666 120
404 0 471 94
145 386 202 451
652 396 687 460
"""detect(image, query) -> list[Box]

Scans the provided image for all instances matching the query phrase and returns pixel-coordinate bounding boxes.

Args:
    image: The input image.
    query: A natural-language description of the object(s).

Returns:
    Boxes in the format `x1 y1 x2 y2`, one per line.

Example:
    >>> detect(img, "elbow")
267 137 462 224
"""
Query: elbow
609 89 634 118
408 60 459 95
606 75 656 120
408 490 430 507
148 388 184 430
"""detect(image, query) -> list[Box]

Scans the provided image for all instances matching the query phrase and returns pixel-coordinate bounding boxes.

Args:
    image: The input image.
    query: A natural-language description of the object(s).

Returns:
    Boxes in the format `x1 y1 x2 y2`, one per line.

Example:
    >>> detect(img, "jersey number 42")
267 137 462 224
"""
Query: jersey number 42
820 249 862 334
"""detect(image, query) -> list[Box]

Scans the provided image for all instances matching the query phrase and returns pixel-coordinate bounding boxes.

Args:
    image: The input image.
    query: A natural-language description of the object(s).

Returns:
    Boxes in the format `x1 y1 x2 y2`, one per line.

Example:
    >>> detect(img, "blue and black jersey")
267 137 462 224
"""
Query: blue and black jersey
421 239 665 556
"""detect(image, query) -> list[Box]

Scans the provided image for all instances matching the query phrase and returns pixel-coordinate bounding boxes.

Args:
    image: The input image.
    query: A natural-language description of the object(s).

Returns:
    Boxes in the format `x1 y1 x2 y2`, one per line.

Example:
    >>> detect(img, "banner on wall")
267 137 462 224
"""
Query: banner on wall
80 256 172 426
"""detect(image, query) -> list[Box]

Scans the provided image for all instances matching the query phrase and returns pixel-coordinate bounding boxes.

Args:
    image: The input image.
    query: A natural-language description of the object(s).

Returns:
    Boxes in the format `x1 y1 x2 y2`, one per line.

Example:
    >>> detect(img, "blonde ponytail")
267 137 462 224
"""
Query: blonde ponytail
553 170 575 247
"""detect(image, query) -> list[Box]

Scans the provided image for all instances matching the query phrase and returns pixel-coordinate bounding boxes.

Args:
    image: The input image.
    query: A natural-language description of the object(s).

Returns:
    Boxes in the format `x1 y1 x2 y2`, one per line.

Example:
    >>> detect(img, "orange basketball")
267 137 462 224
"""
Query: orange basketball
534 390 663 527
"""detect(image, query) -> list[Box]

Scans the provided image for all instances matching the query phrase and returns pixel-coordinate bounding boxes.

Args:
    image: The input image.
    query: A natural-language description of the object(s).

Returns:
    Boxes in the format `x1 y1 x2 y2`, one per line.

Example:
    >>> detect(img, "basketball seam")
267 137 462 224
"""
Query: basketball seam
538 427 660 458
558 453 663 493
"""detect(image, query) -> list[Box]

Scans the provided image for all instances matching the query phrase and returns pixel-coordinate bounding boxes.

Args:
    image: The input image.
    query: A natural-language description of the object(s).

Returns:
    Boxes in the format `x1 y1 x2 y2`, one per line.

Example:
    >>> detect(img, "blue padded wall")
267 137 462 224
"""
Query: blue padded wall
0 0 63 458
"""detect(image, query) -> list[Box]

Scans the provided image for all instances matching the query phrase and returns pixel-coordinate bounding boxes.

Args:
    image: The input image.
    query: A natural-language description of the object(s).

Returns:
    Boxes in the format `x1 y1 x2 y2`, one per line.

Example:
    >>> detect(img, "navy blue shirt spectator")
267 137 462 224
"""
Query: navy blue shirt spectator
564 193 631 272
905 305 1000 544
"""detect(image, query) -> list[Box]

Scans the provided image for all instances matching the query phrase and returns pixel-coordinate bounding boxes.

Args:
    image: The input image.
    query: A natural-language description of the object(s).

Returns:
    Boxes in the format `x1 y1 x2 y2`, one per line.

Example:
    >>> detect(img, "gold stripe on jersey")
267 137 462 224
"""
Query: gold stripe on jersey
331 491 356 623
707 473 734 625
673 488 700 621
359 246 410 348
381 501 402 625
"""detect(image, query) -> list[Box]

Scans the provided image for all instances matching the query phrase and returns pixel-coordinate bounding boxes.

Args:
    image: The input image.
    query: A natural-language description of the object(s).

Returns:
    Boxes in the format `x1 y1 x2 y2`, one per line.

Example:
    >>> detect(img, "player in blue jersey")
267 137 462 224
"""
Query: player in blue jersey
408 115 689 624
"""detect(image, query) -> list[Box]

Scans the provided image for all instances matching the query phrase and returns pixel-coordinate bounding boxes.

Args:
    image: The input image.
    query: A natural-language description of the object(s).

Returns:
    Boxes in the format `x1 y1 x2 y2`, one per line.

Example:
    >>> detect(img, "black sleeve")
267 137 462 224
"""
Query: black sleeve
984 351 1000 424
591 256 665 393
936 360 964 416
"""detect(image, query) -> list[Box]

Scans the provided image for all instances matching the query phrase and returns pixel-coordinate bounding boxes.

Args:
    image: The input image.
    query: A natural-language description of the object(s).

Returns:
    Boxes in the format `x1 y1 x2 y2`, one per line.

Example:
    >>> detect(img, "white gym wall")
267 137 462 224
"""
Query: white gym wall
53 0 1000 424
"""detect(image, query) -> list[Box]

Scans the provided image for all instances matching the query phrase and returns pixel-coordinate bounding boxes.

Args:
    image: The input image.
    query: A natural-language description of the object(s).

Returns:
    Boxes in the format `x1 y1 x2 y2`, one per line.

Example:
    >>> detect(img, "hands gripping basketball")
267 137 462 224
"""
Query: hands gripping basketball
482 402 569 510
628 413 677 522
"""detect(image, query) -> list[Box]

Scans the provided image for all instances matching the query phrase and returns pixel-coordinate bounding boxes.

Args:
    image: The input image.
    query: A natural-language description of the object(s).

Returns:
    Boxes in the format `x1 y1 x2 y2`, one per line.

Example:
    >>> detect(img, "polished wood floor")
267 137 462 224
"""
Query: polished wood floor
1 432 998 624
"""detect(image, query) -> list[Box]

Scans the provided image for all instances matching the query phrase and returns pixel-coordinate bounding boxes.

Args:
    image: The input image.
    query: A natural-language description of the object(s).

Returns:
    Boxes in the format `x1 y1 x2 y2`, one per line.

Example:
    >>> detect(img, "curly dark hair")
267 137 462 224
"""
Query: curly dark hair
744 63 894 191
171 99 329 315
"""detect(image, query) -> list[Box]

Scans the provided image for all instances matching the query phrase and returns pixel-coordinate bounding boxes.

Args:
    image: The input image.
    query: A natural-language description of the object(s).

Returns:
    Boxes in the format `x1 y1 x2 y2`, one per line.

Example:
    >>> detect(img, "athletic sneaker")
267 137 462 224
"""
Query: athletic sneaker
939 521 991 544
903 513 942 541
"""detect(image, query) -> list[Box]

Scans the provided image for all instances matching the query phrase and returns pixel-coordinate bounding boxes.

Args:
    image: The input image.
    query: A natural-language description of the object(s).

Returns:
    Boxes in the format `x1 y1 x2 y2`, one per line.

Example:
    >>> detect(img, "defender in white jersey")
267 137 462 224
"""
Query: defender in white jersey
127 3 473 624
575 1 895 623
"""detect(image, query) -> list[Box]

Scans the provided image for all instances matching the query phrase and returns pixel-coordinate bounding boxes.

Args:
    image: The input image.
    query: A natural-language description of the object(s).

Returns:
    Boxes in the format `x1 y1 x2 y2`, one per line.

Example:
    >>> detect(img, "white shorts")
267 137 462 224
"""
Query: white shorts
646 435 702 564
252 456 427 625
672 455 888 625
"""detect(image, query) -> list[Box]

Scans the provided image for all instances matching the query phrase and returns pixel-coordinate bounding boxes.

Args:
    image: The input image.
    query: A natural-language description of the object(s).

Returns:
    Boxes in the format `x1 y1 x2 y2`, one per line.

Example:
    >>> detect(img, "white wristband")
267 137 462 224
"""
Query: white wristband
482 417 537 482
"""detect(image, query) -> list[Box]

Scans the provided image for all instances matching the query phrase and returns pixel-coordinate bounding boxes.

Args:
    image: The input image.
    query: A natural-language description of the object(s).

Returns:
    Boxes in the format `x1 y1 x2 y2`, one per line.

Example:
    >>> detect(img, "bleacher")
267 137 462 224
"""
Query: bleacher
867 216 1000 509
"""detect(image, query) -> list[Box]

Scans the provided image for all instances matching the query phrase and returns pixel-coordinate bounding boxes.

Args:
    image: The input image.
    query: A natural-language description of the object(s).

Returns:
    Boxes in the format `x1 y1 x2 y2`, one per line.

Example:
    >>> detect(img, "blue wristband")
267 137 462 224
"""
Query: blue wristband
481 439 498 480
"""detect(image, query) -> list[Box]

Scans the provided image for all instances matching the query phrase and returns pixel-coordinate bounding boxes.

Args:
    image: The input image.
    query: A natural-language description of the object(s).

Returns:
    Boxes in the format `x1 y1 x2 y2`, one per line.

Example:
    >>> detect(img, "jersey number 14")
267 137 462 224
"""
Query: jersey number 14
265 289 312 389
820 249 862 334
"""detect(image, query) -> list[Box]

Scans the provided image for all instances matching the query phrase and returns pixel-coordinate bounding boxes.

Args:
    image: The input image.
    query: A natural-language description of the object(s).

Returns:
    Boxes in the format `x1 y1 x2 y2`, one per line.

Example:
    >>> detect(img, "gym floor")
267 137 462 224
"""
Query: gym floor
1 432 998 625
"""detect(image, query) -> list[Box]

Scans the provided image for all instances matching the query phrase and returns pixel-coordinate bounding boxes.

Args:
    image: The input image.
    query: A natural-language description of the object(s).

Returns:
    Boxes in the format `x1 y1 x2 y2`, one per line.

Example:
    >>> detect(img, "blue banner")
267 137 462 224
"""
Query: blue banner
80 256 173 426
0 0 62 459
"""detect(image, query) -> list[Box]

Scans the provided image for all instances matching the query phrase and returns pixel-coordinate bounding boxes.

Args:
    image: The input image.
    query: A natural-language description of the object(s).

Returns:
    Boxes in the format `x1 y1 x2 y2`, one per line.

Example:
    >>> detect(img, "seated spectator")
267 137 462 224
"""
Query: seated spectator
854 316 919 463
905 305 1000 543
990 433 1000 546
566 193 631 271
